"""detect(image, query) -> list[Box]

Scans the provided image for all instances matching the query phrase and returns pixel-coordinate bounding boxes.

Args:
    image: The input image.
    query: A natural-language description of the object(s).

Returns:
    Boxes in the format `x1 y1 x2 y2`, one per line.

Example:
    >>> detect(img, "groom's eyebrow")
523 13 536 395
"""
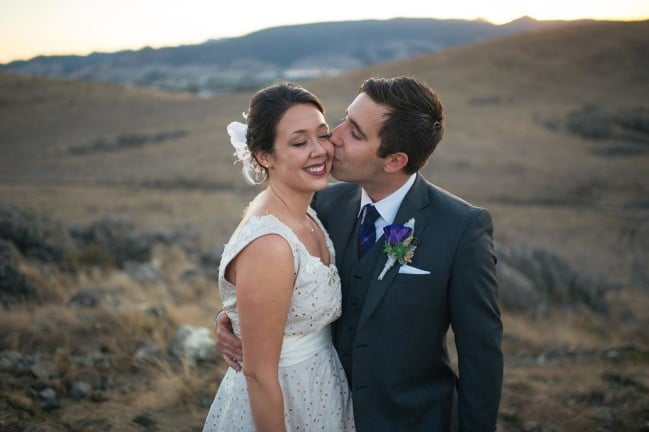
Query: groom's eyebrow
349 117 367 140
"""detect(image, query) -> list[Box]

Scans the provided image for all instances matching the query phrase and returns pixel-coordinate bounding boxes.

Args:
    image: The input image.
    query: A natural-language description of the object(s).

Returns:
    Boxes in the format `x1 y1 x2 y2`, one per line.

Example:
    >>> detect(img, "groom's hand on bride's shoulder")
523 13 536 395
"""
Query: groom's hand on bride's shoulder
214 310 243 371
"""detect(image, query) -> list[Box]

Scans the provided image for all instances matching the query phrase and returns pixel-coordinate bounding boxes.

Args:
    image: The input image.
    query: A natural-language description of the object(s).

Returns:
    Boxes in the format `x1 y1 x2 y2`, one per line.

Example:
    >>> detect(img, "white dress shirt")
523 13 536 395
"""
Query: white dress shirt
358 173 417 241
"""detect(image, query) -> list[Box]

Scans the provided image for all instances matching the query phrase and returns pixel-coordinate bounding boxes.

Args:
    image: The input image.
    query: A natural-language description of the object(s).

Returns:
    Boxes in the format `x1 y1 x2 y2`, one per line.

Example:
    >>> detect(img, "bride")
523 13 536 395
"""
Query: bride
202 82 355 431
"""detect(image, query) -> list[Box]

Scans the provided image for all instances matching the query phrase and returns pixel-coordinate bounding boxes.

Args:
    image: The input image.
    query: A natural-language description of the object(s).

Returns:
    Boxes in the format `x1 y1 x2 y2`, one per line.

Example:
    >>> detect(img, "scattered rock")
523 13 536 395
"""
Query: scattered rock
73 366 104 389
30 361 61 381
68 288 104 307
89 390 109 403
133 412 158 431
171 325 218 367
125 262 163 283
70 351 112 370
0 350 37 374
134 343 163 363
38 387 60 411
69 381 92 400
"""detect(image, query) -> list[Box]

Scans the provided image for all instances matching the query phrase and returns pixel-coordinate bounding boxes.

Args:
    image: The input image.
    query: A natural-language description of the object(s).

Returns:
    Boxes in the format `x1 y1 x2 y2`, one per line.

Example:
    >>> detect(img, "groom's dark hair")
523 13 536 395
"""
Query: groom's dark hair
361 77 445 174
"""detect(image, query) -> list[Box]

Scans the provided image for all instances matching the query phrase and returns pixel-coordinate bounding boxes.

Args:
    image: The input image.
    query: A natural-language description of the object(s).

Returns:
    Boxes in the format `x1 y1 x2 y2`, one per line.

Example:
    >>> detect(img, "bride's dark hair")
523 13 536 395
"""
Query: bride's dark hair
246 82 325 166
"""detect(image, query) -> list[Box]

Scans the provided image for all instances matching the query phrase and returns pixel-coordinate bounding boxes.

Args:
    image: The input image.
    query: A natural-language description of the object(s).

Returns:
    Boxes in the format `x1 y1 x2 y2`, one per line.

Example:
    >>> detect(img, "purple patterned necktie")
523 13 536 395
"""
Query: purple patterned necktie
358 204 380 258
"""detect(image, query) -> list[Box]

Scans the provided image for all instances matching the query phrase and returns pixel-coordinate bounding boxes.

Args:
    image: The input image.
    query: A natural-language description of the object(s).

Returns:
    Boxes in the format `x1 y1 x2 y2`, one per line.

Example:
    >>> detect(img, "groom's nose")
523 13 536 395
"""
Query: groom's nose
330 124 344 147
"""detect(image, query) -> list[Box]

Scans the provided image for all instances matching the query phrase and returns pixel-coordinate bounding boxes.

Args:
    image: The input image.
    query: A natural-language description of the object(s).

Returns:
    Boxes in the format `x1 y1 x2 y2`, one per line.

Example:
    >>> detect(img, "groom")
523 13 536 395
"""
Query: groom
217 76 503 431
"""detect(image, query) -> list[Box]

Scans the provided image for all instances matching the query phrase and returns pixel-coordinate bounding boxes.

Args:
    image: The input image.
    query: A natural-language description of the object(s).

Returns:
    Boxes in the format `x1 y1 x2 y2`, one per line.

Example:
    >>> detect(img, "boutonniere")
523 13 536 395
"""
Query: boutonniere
378 218 419 280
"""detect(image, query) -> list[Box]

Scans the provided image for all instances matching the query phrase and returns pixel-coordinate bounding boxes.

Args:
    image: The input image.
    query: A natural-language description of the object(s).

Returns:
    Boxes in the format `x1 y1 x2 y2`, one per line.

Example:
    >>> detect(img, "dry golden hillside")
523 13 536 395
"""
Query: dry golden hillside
1 19 648 431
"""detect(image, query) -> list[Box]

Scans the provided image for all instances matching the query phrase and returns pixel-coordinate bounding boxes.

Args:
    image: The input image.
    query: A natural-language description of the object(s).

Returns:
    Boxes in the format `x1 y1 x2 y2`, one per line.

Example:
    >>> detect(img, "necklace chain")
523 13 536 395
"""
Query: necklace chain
269 184 314 233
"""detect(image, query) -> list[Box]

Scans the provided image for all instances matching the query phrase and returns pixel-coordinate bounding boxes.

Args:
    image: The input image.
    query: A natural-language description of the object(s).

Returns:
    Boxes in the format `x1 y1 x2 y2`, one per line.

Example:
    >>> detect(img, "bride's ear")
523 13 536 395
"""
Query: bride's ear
255 151 272 169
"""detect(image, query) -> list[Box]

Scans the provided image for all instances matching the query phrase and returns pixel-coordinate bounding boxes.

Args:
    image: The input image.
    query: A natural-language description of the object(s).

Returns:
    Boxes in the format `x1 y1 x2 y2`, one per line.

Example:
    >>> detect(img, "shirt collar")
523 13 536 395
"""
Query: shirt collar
358 173 417 224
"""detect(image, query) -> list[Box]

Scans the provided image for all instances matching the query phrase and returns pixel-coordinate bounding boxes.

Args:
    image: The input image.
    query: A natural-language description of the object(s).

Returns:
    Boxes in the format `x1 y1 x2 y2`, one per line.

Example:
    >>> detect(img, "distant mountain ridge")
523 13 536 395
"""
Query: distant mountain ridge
0 17 569 95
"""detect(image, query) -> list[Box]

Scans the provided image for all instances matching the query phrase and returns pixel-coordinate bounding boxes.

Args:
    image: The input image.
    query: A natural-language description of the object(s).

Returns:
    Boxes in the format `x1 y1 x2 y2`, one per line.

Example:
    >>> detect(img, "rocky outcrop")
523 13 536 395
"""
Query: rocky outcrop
496 244 610 314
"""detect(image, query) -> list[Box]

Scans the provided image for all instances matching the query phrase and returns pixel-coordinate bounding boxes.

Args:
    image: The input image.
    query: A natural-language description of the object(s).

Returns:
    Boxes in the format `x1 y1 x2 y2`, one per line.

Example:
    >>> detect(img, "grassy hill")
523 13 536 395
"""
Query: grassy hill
1 19 648 431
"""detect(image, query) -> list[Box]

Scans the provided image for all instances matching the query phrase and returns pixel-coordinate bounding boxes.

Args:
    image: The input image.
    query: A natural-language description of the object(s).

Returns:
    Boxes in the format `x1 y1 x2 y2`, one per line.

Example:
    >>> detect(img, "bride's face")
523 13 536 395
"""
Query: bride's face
260 103 333 193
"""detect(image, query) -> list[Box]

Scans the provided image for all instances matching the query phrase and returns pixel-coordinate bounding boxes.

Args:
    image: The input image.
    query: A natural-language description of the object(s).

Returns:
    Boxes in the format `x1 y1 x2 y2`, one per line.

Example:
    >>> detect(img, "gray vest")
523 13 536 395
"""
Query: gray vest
333 220 384 386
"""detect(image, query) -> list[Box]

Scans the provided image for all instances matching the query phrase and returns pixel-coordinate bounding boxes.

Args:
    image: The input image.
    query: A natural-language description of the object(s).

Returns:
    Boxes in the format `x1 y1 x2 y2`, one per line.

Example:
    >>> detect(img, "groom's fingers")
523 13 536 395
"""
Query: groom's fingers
219 332 243 371
218 330 244 367
222 353 242 371
215 311 244 371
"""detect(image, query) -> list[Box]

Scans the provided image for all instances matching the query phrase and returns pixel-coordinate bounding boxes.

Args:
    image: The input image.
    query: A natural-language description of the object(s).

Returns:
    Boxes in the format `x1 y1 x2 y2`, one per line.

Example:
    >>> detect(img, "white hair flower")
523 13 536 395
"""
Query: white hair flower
227 113 267 185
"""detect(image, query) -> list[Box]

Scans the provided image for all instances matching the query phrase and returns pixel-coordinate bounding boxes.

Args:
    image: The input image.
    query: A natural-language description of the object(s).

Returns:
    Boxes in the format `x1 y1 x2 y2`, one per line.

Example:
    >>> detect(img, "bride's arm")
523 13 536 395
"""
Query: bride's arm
232 234 293 432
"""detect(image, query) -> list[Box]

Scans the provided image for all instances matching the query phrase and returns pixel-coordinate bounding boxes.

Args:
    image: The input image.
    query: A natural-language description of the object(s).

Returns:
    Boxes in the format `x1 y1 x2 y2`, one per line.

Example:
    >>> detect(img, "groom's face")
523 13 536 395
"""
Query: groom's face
329 93 389 186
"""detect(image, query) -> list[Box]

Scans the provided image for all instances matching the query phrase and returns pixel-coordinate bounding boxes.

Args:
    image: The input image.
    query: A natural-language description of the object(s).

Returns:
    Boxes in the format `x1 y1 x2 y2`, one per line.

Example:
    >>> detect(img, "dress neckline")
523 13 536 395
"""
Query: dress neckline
245 209 334 269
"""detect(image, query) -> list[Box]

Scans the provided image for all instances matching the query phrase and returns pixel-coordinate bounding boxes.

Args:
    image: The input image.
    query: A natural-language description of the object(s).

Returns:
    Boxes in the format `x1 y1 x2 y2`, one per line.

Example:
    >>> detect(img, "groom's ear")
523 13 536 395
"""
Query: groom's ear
384 152 408 173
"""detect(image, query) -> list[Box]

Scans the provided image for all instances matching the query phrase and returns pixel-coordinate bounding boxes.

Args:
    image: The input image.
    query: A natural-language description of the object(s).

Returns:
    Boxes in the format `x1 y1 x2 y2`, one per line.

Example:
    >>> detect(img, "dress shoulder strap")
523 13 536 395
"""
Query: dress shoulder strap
218 215 301 280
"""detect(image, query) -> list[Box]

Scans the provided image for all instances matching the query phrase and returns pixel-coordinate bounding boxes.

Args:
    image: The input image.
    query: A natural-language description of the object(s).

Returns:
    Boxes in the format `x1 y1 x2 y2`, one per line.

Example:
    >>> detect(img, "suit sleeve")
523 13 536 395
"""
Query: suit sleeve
449 209 503 431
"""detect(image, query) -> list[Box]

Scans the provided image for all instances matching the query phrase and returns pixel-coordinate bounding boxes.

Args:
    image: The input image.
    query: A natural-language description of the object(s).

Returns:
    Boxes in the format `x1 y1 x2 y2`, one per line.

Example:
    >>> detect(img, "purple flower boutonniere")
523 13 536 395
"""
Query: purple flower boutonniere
378 218 419 280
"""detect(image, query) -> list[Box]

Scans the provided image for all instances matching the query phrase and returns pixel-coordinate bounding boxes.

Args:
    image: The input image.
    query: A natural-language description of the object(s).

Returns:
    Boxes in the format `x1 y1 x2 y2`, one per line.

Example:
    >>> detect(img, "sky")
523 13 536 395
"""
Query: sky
1 0 648 64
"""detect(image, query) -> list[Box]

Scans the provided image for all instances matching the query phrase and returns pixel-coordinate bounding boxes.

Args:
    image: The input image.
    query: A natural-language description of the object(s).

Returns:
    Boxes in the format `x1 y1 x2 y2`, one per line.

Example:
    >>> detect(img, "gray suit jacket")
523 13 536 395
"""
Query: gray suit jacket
313 174 503 432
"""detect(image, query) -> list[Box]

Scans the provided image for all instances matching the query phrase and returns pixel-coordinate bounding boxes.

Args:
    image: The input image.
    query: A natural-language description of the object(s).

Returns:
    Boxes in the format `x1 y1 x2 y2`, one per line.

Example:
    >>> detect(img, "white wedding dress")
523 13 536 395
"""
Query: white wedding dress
203 208 355 431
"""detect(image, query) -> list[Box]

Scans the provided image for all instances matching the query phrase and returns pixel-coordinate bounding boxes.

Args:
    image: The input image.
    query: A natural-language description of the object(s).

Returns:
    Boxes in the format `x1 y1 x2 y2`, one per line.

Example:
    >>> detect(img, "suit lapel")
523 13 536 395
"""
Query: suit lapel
357 175 432 329
328 186 362 269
